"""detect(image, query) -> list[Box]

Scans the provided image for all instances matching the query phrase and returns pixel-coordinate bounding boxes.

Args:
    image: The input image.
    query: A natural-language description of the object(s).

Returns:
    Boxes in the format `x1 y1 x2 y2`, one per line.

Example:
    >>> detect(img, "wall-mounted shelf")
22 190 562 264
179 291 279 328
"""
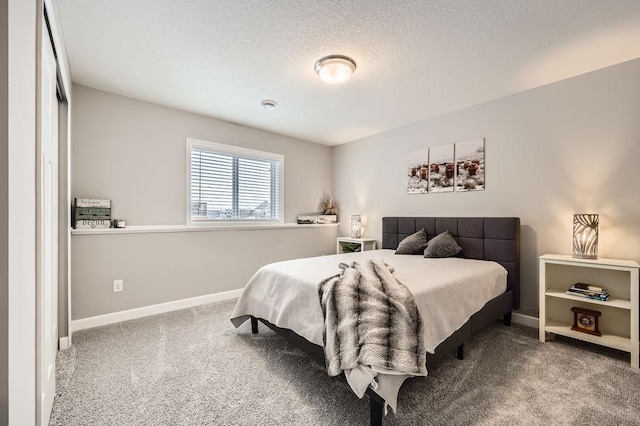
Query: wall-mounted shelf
71 222 338 236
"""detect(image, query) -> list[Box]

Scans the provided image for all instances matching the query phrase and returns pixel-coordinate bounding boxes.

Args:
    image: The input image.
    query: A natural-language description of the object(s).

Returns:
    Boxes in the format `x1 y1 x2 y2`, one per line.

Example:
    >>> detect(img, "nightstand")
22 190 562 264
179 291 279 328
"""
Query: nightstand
539 254 639 368
336 237 377 254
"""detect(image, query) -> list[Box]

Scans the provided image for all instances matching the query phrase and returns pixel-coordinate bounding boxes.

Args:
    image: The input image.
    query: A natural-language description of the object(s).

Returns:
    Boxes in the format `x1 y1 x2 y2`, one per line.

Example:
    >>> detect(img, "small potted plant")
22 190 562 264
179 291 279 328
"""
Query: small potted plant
320 197 338 216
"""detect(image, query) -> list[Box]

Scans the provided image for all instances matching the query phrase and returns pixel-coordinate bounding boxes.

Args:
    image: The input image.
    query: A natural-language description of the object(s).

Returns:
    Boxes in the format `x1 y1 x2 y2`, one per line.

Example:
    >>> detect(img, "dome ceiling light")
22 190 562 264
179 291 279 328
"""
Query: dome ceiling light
314 55 357 85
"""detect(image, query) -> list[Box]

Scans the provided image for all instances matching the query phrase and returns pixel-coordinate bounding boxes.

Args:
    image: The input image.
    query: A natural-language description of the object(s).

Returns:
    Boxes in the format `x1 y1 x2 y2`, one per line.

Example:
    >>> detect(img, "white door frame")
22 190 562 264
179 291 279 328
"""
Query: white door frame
44 0 73 355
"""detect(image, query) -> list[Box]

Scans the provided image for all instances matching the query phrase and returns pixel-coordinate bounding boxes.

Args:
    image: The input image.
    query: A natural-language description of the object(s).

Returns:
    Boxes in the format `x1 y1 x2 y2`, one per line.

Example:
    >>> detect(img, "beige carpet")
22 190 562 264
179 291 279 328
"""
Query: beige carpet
50 299 640 425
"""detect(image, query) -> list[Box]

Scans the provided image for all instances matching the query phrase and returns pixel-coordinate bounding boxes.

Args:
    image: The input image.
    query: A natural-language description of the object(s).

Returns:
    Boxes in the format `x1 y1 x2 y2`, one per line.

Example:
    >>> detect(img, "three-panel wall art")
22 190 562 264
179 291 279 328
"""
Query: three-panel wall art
407 137 485 194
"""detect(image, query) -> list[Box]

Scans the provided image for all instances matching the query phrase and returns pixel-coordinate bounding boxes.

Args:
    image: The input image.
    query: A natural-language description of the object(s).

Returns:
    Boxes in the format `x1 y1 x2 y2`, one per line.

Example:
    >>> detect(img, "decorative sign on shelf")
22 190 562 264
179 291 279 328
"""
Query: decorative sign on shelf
73 198 111 229
74 207 111 218
75 198 110 208
75 219 111 229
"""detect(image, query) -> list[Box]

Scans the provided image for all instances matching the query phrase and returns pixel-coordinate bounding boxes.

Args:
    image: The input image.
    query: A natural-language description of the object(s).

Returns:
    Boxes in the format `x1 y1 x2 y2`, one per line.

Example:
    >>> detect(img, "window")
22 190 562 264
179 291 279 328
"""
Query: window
187 138 283 224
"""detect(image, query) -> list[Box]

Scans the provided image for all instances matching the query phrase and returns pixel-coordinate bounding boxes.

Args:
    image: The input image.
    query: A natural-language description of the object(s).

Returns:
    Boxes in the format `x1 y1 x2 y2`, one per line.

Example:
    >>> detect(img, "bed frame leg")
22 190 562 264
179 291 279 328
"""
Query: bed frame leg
457 344 464 360
251 316 259 334
503 311 512 326
369 397 383 426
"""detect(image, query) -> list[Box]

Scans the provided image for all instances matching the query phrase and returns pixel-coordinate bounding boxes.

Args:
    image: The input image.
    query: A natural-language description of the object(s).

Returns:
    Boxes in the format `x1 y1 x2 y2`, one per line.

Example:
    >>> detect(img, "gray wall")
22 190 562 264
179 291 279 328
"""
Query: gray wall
72 85 333 225
333 58 640 316
72 227 336 319
71 86 336 319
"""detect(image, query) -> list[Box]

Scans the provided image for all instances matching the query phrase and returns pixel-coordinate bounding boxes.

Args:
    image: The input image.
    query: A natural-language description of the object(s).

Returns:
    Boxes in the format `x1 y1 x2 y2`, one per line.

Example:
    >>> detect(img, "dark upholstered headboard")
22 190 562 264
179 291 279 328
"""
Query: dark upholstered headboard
382 217 520 310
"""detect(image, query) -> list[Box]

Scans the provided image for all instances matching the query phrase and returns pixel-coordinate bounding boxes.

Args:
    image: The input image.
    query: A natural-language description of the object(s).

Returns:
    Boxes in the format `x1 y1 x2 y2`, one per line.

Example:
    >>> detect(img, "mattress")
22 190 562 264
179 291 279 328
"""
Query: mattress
230 249 507 410
232 249 506 352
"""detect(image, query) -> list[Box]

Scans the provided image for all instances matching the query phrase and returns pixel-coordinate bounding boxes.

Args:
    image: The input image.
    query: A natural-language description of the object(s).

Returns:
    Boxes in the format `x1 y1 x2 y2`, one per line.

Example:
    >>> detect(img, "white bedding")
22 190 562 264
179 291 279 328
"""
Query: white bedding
230 249 507 410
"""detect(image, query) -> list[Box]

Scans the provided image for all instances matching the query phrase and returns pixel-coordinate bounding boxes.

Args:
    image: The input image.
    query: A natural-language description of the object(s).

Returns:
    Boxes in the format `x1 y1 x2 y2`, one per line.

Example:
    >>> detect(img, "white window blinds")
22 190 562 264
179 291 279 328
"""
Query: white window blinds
187 138 283 223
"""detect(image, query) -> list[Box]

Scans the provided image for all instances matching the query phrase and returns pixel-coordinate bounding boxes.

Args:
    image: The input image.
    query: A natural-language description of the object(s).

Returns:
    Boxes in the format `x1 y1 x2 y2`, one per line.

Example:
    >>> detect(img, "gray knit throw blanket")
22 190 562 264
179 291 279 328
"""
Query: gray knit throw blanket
318 259 427 377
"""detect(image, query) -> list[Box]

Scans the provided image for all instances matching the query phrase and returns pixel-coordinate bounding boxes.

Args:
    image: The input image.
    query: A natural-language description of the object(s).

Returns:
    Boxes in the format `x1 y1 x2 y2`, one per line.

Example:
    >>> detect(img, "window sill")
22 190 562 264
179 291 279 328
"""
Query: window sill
70 222 339 236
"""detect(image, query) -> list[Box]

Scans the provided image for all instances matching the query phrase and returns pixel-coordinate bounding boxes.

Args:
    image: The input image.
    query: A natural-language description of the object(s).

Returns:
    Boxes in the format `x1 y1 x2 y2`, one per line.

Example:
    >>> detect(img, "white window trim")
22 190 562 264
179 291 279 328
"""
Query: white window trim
185 138 284 226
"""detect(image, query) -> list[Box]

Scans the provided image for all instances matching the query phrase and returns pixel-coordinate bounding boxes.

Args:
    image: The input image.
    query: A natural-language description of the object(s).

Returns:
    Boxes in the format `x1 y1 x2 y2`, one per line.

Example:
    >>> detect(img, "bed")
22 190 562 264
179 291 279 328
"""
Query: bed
231 216 520 425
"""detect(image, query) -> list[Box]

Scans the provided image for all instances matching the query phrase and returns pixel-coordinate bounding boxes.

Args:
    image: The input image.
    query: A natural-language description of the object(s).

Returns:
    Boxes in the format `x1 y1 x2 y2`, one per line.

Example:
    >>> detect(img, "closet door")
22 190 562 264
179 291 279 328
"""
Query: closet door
37 19 59 426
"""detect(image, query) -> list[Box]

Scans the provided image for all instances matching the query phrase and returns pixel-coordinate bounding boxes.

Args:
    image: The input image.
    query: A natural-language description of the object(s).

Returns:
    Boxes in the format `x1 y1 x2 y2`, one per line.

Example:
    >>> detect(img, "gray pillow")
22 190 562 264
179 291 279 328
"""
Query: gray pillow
424 230 462 258
395 228 428 255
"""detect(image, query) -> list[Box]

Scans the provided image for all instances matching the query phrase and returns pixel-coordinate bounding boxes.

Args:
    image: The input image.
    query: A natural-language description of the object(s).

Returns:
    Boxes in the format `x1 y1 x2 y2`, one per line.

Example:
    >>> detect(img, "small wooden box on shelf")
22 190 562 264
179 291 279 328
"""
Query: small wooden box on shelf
539 254 639 368
336 237 377 254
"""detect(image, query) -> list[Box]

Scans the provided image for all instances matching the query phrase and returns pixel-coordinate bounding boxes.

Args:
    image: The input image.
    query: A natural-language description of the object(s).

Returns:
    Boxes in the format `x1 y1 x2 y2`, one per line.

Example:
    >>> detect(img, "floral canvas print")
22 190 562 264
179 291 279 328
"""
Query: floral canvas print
407 149 429 194
428 144 455 193
455 138 485 192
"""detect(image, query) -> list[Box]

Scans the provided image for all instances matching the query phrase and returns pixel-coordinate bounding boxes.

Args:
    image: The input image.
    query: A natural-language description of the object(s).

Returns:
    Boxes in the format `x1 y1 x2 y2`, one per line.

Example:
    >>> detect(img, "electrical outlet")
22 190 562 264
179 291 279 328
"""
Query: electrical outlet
113 279 124 292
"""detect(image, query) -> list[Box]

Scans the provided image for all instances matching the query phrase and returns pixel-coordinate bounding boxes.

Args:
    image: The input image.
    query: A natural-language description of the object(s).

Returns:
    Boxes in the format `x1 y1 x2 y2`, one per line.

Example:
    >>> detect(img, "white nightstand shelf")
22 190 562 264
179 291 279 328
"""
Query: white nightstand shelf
539 254 639 368
545 320 632 352
543 290 631 310
337 237 377 254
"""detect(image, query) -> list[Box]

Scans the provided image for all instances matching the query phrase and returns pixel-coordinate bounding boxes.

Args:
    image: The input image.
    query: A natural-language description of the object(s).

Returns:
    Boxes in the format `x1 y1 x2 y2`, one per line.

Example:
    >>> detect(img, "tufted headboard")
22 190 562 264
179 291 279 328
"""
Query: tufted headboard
382 217 521 310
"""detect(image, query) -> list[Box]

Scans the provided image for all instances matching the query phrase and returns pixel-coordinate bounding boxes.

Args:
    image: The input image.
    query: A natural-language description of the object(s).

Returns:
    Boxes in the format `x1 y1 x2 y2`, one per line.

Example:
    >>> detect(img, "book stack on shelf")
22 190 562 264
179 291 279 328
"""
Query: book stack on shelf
566 282 609 301
74 198 111 229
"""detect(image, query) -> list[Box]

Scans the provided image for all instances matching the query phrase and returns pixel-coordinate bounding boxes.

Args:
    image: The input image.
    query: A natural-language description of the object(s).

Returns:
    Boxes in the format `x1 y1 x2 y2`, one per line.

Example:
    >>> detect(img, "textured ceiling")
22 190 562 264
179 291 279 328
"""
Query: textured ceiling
56 0 640 146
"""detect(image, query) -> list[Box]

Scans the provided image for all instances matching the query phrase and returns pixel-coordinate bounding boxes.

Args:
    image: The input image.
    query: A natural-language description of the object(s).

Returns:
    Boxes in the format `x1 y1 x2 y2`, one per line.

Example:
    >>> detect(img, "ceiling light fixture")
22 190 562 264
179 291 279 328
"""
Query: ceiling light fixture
314 55 357 85
260 99 277 109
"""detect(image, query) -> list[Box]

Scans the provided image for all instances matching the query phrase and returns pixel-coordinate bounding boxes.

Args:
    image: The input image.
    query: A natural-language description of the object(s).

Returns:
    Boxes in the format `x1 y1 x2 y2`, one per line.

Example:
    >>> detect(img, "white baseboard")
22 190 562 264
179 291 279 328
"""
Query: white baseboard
512 312 539 328
71 288 243 332
59 336 71 350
